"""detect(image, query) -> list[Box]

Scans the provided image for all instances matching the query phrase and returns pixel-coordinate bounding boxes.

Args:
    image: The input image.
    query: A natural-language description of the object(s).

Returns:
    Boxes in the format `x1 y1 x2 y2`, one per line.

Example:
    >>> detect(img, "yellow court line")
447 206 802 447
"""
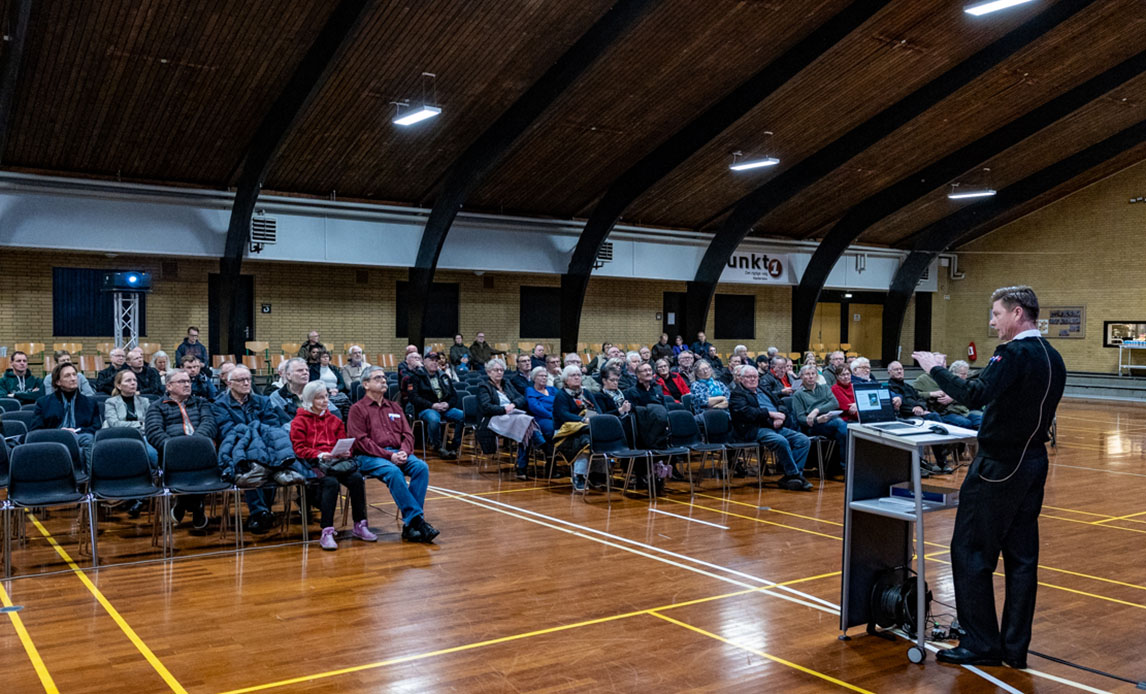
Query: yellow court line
1093 510 1146 524
925 556 1146 611
216 571 842 694
648 612 876 694
662 498 843 541
1043 505 1115 518
0 583 58 693
1044 513 1146 535
923 549 1146 592
25 513 188 694
693 492 844 526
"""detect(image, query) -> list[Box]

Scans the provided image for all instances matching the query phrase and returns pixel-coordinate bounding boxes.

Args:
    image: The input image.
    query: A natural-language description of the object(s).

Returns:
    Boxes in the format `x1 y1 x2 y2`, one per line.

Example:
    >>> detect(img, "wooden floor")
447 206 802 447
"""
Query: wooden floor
1 401 1143 693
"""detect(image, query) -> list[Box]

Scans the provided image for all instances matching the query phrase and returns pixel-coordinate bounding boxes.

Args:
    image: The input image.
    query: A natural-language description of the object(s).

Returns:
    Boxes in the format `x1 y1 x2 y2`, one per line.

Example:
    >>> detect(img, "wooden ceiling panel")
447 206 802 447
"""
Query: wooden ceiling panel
757 0 1146 241
623 0 1047 230
5 0 341 184
464 0 849 219
264 0 615 202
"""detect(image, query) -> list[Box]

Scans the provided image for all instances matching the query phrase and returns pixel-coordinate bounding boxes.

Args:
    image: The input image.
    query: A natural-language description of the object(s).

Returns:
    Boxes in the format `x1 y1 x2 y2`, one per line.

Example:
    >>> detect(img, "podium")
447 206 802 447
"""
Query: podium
839 421 976 663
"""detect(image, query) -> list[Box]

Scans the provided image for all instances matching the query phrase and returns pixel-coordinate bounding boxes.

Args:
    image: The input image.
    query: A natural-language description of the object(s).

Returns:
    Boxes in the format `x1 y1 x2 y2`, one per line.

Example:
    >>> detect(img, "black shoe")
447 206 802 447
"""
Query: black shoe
407 516 439 543
936 647 1002 666
247 512 272 535
1003 657 1027 670
192 507 209 530
418 519 440 543
440 449 458 460
514 469 530 481
783 476 813 492
401 524 425 543
127 499 146 519
170 505 186 525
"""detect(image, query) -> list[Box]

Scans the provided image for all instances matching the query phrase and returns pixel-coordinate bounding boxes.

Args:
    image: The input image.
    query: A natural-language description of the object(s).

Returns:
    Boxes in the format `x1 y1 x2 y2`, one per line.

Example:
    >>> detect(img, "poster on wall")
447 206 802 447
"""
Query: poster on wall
989 305 1084 338
1103 321 1146 348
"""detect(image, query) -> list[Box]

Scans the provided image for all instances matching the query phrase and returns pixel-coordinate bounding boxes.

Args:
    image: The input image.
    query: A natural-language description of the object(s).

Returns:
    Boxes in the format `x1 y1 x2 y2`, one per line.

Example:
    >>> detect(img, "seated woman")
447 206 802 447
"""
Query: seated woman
672 335 688 357
103 368 160 518
552 366 601 492
151 351 171 382
689 359 730 416
655 358 689 405
525 366 555 440
474 358 546 481
311 350 351 417
290 381 376 551
830 366 859 422
596 365 632 418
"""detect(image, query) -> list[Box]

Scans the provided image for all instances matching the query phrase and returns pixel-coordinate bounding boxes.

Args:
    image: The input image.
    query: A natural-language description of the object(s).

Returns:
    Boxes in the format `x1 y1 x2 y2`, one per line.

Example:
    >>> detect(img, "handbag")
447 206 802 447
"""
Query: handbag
319 456 358 475
234 461 271 488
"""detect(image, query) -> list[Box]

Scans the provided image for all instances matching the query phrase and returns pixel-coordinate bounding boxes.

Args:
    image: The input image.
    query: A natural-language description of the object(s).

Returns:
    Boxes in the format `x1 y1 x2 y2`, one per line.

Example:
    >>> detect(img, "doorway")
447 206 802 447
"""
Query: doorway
663 292 687 343
207 273 255 357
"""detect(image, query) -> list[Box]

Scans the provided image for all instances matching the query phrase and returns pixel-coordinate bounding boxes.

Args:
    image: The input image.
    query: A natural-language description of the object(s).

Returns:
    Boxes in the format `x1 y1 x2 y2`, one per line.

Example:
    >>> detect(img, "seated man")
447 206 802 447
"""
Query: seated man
32 362 101 468
347 366 438 543
650 333 674 362
790 364 848 475
691 331 714 357
297 330 324 359
214 361 236 391
545 354 563 388
175 326 210 375
42 351 96 396
620 352 642 391
95 347 127 394
706 345 724 370
343 345 371 386
145 369 218 529
849 356 874 384
405 352 462 459
449 334 471 367
761 356 795 399
586 342 614 375
269 358 336 424
530 343 547 370
509 353 533 394
914 359 982 429
181 355 216 400
730 365 812 491
718 355 742 386
213 365 293 534
125 348 162 395
263 359 288 396
1 350 44 403
397 346 420 381
823 351 847 388
638 346 652 364
886 360 952 472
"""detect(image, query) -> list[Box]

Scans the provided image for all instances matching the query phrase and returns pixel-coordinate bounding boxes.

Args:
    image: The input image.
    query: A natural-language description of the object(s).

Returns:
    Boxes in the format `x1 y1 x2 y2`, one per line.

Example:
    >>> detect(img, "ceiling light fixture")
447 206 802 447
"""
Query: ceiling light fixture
729 137 779 171
963 0 1037 16
947 187 997 199
947 167 996 200
392 72 441 127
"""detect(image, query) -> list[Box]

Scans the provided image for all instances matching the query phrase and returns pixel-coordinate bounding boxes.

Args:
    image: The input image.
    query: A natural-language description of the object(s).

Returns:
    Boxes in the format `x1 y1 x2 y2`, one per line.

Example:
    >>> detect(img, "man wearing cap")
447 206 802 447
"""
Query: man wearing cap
402 352 462 459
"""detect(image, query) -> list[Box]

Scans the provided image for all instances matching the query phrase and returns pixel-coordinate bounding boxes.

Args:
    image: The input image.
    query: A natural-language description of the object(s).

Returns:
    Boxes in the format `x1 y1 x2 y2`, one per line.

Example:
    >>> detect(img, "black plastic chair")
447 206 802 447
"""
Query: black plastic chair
782 396 828 481
25 429 88 485
0 398 20 412
19 403 37 411
0 439 9 489
162 436 241 550
681 393 694 412
2 410 37 431
95 427 145 444
667 410 727 494
2 419 28 445
350 381 365 403
4 442 97 576
588 414 652 503
460 395 482 462
90 438 169 558
702 409 764 491
91 393 111 413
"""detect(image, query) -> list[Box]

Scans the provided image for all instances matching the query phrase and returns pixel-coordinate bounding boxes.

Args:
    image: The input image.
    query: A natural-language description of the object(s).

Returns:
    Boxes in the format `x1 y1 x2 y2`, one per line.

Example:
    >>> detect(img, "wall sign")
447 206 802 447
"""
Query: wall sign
261 303 272 314
719 252 790 284
989 305 1084 338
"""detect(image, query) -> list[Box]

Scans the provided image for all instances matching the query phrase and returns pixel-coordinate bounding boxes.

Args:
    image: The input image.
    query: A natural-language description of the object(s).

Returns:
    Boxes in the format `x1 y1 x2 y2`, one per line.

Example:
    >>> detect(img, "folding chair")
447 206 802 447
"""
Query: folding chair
587 414 652 503
90 438 169 558
702 409 765 491
667 410 727 494
162 437 243 551
0 398 20 413
26 429 88 486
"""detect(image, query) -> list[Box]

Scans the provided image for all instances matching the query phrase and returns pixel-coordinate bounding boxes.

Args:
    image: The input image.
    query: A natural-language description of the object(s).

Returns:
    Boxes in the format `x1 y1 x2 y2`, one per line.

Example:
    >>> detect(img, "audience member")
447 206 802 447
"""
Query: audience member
621 352 642 390
791 364 847 475
691 331 713 357
125 348 162 395
823 351 847 388
406 352 462 459
552 365 601 491
530 343 547 369
718 354 742 386
761 356 794 398
545 354 563 388
525 366 555 440
312 350 351 417
95 347 127 394
849 356 874 384
706 345 724 369
32 362 100 469
145 369 218 529
449 334 471 367
672 335 688 357
347 366 438 543
586 342 613 374
263 359 288 396
624 361 672 488
638 346 652 364
469 332 499 367
655 358 690 404
42 351 95 396
213 365 293 534
397 350 421 382
596 365 633 418
152 350 172 381
886 360 953 471
941 360 983 428
215 361 236 391
733 345 749 362
473 358 545 480
291 381 376 550
509 353 533 394
2 350 43 403
675 350 697 383
730 365 812 491
830 366 858 422
343 345 371 385
565 352 599 392
181 355 216 401
175 327 209 372
103 369 158 466
689 360 730 415
913 359 981 429
270 358 335 422
651 333 674 362
297 330 324 358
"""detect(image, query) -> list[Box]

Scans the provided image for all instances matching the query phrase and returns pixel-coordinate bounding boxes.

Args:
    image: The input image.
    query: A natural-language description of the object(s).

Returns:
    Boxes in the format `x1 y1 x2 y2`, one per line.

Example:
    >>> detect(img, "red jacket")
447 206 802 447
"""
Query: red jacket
290 407 347 460
657 373 691 403
831 383 857 421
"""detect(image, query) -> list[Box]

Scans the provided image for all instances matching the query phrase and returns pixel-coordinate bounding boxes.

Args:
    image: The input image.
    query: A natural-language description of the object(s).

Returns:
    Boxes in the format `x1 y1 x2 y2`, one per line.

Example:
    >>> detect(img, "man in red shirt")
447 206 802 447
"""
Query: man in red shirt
347 366 438 543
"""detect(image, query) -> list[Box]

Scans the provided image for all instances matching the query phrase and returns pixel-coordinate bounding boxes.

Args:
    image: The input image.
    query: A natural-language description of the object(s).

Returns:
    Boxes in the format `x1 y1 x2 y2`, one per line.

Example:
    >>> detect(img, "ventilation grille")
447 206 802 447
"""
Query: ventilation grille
595 242 613 265
250 215 277 244
917 264 930 285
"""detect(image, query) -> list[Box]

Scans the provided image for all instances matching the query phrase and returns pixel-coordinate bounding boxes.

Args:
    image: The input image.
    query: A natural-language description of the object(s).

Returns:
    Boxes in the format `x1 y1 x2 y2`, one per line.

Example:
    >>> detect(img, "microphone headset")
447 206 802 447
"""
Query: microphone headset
980 334 1053 484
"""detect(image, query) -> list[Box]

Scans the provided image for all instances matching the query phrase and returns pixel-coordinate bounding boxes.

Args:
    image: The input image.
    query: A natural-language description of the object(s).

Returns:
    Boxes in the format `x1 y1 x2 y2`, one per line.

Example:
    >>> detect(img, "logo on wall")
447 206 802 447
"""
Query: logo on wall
719 252 790 285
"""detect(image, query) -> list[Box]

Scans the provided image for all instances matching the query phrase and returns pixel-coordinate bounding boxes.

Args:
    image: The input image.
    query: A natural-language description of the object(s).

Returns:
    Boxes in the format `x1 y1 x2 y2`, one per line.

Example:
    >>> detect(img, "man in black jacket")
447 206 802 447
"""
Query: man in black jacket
94 347 127 395
125 348 162 395
650 333 673 362
146 368 219 529
404 353 462 459
508 353 533 394
760 357 794 400
32 362 101 468
915 285 1065 670
729 366 812 491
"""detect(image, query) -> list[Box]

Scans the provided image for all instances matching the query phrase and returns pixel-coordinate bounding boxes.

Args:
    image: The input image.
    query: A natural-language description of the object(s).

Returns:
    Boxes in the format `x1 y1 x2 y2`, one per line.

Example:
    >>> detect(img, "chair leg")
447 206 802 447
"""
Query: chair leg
233 489 243 551
3 506 10 578
87 497 99 569
299 485 309 543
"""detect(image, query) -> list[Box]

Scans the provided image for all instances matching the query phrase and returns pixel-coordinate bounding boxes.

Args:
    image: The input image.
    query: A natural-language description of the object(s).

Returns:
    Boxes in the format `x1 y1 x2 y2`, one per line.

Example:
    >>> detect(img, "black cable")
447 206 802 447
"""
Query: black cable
1029 650 1146 689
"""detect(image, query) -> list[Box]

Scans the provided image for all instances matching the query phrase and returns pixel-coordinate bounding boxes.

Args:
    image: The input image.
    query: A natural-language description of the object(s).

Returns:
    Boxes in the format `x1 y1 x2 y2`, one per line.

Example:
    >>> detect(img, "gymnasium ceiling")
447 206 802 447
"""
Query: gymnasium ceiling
2 0 1144 250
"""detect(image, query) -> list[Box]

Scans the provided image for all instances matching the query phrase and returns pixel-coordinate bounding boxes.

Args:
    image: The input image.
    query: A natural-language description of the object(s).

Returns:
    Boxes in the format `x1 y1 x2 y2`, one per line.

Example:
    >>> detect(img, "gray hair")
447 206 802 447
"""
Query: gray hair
360 365 386 382
485 357 506 371
529 366 548 382
830 350 845 360
284 357 307 373
348 344 363 355
735 364 757 378
799 364 819 377
152 350 169 365
561 364 582 380
767 347 779 358
564 352 582 365
850 357 871 372
300 380 328 409
229 364 252 382
625 351 640 361
165 368 187 386
734 344 747 355
771 356 787 370
694 359 713 377
950 359 970 374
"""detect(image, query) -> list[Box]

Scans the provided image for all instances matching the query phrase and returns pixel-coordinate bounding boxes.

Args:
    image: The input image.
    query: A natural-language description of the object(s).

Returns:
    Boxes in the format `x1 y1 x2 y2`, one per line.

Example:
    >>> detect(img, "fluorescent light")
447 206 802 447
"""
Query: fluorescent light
963 0 1036 16
729 157 779 171
393 105 441 126
947 188 997 199
844 293 853 298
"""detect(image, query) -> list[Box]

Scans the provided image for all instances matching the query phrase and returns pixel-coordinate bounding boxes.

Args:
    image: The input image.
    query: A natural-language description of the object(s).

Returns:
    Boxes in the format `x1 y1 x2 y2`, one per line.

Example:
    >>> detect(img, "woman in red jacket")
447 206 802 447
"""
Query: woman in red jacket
830 366 859 422
290 381 376 550
654 359 690 404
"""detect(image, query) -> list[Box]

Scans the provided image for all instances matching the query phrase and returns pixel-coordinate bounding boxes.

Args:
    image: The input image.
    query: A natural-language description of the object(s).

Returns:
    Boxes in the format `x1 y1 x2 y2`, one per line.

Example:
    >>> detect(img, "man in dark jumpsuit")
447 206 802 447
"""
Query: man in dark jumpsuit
913 285 1065 669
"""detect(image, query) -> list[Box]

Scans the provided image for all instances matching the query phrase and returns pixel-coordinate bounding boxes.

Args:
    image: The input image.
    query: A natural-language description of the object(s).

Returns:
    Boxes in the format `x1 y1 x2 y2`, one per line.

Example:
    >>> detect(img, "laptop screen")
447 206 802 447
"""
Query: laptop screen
853 382 896 424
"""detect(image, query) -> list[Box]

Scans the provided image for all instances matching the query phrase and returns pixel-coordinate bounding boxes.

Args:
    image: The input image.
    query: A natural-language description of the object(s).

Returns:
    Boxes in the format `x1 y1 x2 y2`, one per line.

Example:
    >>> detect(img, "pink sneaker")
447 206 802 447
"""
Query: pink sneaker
319 527 338 551
352 520 378 542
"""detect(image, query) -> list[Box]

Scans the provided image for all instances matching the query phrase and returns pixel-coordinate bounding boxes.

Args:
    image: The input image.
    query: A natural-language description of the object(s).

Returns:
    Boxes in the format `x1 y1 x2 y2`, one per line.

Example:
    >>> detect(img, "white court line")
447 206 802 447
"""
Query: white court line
649 508 730 529
1051 463 1146 479
963 666 1025 694
434 485 1112 694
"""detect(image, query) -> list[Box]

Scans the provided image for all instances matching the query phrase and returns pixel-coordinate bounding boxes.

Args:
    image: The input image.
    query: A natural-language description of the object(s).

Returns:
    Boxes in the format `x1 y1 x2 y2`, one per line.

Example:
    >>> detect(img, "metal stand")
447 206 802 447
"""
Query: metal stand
112 291 142 350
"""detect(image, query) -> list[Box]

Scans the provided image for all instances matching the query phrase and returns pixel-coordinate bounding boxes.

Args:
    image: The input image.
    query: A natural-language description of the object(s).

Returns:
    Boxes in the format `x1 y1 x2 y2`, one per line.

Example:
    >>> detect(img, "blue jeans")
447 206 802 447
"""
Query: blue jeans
245 488 275 516
357 451 429 523
941 412 974 429
806 418 848 466
517 430 546 471
754 425 810 477
420 407 463 448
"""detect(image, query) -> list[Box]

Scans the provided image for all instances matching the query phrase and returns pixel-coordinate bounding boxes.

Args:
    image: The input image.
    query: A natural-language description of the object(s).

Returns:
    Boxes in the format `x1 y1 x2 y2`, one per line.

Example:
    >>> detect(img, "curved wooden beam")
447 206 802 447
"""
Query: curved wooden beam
0 0 33 162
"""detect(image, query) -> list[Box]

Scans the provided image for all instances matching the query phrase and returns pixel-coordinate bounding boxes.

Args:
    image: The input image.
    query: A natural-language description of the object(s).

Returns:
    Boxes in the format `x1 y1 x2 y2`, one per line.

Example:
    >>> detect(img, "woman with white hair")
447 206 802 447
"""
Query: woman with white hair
474 357 545 480
525 366 555 439
688 359 730 415
151 350 171 381
552 364 602 492
290 380 376 551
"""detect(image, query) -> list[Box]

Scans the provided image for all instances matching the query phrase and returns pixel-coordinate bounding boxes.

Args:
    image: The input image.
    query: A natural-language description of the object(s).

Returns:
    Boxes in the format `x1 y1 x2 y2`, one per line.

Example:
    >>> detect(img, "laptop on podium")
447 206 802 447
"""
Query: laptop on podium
853 382 920 433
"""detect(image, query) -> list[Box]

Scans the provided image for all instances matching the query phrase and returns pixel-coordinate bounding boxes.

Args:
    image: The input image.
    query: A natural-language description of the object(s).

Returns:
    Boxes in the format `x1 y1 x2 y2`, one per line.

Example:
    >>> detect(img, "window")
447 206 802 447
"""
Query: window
714 294 754 340
519 286 561 339
52 268 147 337
395 282 459 338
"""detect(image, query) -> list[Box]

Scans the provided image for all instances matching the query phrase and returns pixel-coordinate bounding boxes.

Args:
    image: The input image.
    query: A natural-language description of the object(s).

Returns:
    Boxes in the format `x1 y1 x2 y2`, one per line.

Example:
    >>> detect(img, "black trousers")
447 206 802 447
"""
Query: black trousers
950 452 1048 660
314 471 367 528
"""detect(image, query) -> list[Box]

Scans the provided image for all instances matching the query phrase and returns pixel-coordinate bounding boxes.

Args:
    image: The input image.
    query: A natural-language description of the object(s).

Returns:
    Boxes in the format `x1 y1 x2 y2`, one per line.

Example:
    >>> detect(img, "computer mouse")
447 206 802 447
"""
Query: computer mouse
929 424 949 435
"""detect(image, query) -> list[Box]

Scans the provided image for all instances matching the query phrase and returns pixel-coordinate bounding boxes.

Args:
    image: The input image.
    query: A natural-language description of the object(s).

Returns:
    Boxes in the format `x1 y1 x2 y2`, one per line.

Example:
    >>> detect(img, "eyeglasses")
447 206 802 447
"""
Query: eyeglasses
170 379 191 385
230 377 251 384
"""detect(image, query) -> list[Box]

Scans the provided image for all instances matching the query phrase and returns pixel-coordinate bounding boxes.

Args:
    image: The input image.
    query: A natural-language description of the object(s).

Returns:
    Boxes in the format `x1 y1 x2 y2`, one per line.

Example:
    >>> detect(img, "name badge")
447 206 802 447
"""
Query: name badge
388 413 401 420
